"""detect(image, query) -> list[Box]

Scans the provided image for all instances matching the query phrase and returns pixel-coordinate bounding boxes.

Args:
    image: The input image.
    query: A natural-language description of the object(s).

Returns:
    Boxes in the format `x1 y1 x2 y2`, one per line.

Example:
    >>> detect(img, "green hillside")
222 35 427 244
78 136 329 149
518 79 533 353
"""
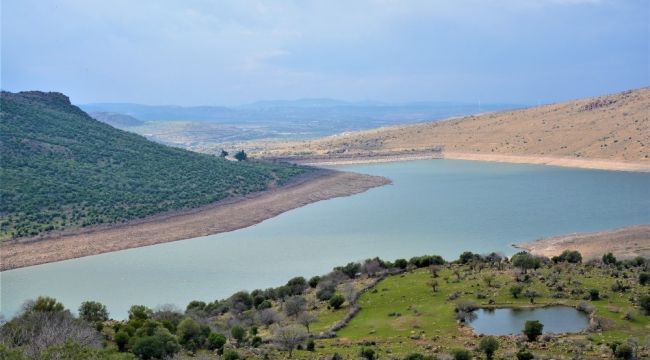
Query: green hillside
0 91 309 240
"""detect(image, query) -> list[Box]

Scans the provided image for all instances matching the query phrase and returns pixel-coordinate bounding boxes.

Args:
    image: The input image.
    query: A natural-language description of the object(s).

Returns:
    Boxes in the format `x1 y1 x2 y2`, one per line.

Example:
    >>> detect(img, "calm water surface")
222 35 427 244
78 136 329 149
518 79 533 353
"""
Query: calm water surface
2 160 648 318
469 307 590 335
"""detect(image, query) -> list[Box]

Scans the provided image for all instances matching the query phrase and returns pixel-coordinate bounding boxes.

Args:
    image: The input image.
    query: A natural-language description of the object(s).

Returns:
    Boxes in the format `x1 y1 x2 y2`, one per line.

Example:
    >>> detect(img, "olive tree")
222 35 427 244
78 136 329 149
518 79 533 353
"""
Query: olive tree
523 320 543 341
479 336 499 359
78 301 109 323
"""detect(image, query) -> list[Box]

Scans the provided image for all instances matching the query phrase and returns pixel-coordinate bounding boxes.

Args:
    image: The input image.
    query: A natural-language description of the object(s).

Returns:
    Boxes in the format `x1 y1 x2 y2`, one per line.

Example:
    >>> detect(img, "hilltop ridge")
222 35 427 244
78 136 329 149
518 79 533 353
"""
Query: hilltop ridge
256 88 650 171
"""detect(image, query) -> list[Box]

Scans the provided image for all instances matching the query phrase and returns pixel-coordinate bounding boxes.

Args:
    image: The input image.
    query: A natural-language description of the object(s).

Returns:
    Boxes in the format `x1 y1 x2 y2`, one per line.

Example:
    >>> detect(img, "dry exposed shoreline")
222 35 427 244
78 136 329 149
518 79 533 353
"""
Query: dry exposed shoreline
0 170 391 271
514 225 650 260
272 151 650 172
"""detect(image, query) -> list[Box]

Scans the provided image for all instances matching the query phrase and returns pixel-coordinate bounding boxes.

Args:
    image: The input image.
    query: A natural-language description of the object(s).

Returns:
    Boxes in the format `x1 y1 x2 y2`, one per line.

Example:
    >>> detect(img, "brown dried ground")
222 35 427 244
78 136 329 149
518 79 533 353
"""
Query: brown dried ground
0 170 390 270
514 225 650 260
254 88 650 171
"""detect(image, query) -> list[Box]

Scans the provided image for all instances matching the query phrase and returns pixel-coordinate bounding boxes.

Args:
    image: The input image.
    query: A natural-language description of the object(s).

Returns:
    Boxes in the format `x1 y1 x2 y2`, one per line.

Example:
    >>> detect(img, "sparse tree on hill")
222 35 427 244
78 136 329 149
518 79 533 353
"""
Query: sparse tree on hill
257 308 281 327
482 273 496 287
428 279 439 292
234 150 248 161
273 324 307 358
511 252 541 274
284 296 306 318
343 283 358 304
296 312 317 333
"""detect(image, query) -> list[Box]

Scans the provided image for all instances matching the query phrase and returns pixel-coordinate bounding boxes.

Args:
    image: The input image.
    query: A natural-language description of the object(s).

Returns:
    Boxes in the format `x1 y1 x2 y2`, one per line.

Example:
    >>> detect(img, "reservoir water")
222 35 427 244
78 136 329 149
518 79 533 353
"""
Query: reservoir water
1 160 648 318
469 307 590 335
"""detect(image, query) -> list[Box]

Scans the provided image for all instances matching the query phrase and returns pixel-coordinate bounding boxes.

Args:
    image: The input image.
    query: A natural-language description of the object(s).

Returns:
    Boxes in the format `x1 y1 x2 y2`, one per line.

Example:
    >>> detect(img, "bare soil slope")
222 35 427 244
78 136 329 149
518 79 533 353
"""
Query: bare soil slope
515 225 650 260
257 88 650 171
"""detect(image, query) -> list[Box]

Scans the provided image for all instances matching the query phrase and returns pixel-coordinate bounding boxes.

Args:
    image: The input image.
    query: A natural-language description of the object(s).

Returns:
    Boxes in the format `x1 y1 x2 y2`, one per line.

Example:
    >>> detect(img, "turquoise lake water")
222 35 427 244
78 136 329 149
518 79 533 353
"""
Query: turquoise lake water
1 159 648 318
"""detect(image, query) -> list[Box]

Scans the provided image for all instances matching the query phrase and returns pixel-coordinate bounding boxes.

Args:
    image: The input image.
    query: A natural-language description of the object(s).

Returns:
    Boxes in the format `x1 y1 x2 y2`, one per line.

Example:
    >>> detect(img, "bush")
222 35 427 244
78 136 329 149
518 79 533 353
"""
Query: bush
639 295 650 315
234 150 247 161
207 332 226 351
329 294 345 310
317 285 336 301
509 284 524 298
222 349 240 360
114 331 130 352
256 300 272 310
230 326 246 346
409 255 445 268
523 320 544 341
176 318 209 351
516 350 534 360
308 276 321 288
404 354 435 360
588 288 600 300
337 262 361 278
306 339 315 351
286 277 308 295
479 336 499 360
360 347 376 360
131 327 180 360
394 258 408 269
459 251 478 264
452 349 472 360
614 343 634 360
639 272 649 286
30 296 65 313
602 252 617 265
553 250 582 263
128 305 152 322
78 301 109 323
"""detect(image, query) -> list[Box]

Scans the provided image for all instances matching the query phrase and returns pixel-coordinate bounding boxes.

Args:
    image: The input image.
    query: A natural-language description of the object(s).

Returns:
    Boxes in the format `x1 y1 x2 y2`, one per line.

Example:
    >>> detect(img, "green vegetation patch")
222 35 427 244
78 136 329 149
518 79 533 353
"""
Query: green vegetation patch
0 91 309 239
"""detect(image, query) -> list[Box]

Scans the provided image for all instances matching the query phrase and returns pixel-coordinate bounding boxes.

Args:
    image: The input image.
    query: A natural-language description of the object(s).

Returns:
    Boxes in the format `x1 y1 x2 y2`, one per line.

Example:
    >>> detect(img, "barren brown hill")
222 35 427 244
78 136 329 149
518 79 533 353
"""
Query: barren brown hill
256 88 650 171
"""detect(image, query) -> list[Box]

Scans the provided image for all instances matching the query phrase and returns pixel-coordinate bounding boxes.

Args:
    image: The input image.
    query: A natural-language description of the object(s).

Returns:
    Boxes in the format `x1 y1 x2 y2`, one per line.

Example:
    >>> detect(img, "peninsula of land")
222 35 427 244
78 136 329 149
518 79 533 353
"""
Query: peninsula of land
0 170 390 271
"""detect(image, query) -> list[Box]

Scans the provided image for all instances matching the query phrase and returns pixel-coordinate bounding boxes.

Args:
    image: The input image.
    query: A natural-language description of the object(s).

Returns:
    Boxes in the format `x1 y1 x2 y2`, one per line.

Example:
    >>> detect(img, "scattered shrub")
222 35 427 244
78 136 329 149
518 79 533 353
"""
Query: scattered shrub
523 320 544 341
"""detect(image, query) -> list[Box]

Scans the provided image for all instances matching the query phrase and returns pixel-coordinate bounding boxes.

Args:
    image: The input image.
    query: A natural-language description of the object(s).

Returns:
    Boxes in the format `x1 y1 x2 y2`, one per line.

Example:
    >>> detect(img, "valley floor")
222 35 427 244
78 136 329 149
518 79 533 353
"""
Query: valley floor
0 170 390 271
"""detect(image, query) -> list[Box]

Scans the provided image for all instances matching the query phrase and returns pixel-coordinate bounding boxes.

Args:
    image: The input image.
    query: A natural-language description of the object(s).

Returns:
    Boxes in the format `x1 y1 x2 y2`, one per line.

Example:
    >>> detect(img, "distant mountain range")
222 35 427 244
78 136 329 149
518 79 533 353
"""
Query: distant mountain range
78 99 525 151
79 99 525 124
88 112 145 128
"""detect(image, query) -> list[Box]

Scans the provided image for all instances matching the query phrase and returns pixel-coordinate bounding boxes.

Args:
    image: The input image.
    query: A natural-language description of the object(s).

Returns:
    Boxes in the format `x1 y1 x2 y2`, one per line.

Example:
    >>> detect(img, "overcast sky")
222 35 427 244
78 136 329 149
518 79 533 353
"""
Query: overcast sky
1 0 648 105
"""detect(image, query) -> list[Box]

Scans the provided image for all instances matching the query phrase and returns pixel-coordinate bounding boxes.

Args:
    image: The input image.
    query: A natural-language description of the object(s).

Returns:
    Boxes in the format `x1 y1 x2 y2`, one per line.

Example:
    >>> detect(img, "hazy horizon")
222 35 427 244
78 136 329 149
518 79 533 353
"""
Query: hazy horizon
2 0 648 106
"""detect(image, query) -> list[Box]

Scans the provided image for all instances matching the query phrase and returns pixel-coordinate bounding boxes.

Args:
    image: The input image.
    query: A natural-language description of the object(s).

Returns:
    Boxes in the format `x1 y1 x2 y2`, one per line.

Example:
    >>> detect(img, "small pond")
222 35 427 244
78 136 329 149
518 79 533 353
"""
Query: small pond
468 306 590 335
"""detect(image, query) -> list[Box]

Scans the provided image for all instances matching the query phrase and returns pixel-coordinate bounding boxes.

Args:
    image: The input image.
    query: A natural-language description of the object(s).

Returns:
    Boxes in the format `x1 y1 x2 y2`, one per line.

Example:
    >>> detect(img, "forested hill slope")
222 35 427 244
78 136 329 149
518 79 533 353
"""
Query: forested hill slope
0 91 308 240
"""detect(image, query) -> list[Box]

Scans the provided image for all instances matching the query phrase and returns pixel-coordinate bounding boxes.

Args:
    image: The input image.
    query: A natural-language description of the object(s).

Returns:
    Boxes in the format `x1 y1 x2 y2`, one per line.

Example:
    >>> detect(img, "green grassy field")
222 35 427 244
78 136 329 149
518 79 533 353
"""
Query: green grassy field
3 254 648 359
297 262 650 359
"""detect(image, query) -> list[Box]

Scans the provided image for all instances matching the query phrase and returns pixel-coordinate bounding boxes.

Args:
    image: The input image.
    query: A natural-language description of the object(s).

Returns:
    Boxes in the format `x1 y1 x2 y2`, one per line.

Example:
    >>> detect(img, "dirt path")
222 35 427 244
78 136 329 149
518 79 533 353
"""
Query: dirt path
0 170 390 271
513 225 650 260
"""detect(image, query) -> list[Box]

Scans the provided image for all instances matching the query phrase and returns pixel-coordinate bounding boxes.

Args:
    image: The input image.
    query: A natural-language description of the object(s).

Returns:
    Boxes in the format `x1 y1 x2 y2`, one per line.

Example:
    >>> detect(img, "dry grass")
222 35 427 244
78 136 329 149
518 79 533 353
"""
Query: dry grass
255 88 650 171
